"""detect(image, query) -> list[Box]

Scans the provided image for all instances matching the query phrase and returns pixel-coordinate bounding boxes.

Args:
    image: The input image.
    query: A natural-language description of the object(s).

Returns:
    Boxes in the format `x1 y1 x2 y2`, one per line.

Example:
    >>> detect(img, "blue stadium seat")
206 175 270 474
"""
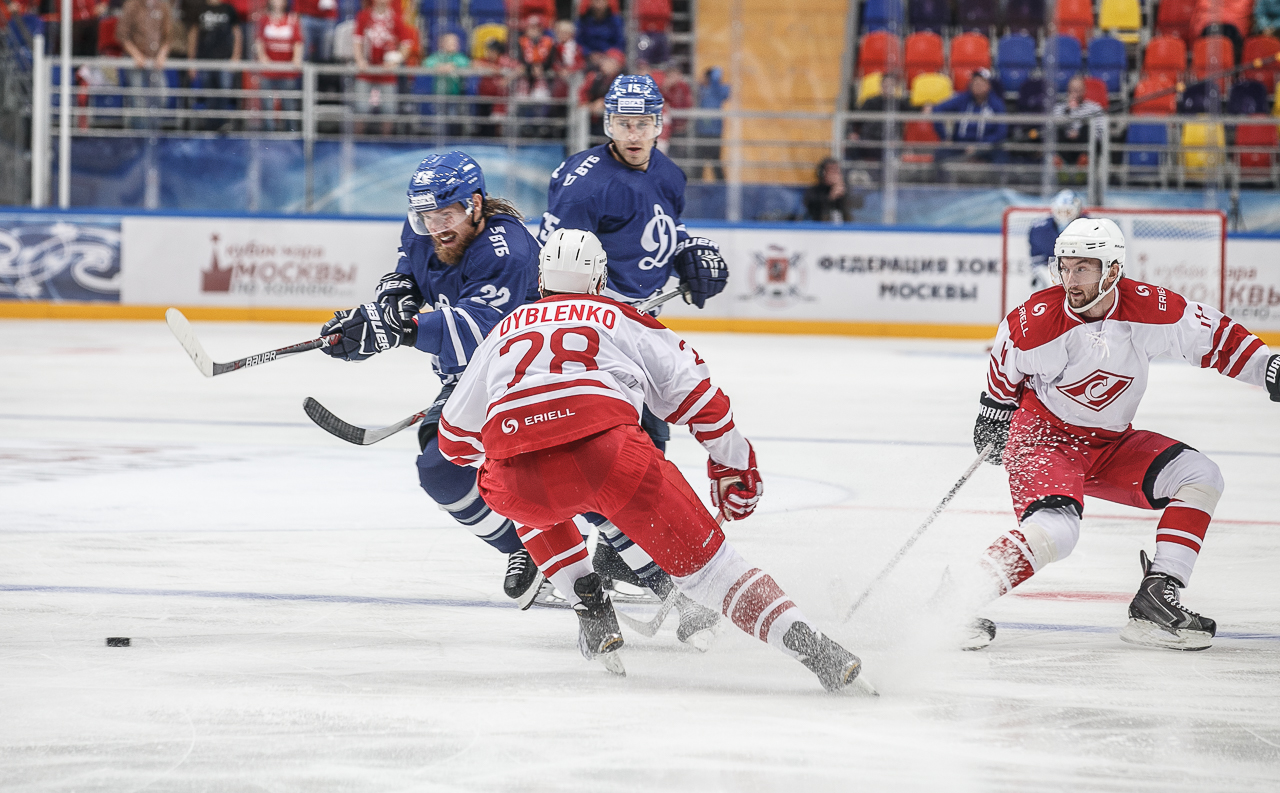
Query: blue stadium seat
1005 0 1045 32
1228 80 1270 115
468 0 507 24
1088 36 1127 93
1177 82 1215 114
1126 123 1168 168
956 0 1001 30
862 0 904 32
909 0 950 32
420 0 462 18
997 33 1036 92
1054 34 1083 91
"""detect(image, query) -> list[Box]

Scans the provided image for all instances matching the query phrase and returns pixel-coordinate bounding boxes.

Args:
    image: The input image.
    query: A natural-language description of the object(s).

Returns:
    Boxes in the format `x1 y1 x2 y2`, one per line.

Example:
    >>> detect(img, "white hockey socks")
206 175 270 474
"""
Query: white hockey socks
1149 451 1223 587
517 524 593 607
672 542 812 659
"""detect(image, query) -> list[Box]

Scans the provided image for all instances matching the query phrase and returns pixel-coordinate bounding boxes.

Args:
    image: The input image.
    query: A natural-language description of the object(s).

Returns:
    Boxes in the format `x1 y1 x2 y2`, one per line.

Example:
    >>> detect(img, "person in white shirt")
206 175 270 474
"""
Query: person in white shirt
440 229 869 692
966 217 1279 651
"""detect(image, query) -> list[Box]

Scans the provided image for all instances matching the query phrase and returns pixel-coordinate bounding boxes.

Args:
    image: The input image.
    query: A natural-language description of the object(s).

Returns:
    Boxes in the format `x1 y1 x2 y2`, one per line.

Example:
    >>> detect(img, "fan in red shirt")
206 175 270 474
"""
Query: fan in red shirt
255 0 302 131
352 0 411 132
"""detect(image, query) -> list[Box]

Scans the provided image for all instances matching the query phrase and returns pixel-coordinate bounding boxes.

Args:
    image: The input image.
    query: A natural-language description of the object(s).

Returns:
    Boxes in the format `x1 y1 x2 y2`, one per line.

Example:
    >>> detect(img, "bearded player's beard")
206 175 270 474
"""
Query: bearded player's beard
431 217 482 265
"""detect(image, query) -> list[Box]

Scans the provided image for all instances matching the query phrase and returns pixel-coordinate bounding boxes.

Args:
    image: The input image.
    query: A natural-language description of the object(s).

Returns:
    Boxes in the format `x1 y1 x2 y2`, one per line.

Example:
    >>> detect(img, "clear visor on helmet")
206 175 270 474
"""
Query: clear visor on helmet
605 113 662 142
1048 255 1106 287
407 197 477 237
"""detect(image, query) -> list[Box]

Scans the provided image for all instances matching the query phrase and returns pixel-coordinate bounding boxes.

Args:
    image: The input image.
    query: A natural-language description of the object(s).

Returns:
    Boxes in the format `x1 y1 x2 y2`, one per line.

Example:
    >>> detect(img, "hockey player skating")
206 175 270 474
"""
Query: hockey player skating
966 217 1280 650
536 73 729 644
1027 190 1083 291
438 229 866 692
318 151 546 600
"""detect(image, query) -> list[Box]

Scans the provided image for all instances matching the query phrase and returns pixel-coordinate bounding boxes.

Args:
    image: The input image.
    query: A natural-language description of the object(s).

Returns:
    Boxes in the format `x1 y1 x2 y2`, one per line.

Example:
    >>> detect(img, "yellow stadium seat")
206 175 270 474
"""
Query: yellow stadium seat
1181 121 1226 171
1099 0 1142 44
910 72 953 107
857 72 883 105
1274 81 1280 116
471 23 508 61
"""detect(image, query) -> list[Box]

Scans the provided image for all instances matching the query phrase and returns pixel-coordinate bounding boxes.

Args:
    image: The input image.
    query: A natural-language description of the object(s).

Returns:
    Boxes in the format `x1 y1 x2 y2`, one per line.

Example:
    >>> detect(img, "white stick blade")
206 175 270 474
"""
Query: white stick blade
165 308 214 377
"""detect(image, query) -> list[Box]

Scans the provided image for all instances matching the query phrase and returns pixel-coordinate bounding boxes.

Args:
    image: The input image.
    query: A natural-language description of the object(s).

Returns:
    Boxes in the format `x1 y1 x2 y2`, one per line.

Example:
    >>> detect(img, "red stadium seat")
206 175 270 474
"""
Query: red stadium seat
902 121 939 163
636 0 672 33
905 31 945 84
517 0 555 24
1083 76 1109 106
857 31 902 78
1193 35 1236 91
96 15 121 56
1155 0 1195 44
1132 73 1176 115
1242 36 1280 93
949 31 991 91
1055 0 1093 48
1143 35 1187 84
577 0 620 14
1236 122 1277 171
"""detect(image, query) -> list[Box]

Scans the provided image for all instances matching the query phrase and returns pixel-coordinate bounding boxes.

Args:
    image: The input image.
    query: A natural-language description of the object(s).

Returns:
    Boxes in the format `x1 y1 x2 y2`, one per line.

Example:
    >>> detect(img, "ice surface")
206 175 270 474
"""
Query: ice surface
1 319 1278 792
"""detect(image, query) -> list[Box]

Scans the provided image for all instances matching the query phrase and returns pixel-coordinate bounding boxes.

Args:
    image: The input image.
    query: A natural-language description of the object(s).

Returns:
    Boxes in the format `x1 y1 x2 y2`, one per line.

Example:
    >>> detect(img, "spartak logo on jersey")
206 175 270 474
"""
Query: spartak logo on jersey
741 244 813 307
1057 369 1134 411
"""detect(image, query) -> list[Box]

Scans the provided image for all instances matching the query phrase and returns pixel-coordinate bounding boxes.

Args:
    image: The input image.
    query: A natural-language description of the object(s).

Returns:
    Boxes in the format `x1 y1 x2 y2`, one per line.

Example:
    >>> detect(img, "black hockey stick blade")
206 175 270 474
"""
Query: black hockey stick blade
165 308 341 377
841 444 993 622
302 397 430 445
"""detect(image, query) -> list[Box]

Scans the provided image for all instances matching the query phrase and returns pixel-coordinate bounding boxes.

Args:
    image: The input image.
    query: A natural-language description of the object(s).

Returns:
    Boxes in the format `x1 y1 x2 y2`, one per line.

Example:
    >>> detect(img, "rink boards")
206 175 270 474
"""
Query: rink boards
3 208 1280 340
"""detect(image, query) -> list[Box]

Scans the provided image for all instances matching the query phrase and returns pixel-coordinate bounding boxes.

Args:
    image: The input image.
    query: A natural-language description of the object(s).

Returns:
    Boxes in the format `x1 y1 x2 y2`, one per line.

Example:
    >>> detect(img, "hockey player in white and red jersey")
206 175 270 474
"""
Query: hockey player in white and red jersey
438 228 867 692
966 217 1280 650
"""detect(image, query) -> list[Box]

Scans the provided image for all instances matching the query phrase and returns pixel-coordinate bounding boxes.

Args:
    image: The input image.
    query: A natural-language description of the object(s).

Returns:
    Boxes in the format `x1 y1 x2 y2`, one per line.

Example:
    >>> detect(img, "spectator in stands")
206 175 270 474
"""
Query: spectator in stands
847 72 902 161
518 13 554 84
117 0 172 129
256 0 302 132
424 31 470 135
1053 74 1105 166
661 65 693 160
804 157 860 223
551 18 584 78
1258 0 1280 35
1192 0 1251 62
52 0 108 56
925 68 1008 163
188 0 243 132
576 0 625 67
696 65 730 181
476 38 517 137
578 46 623 135
353 0 410 133
296 0 337 62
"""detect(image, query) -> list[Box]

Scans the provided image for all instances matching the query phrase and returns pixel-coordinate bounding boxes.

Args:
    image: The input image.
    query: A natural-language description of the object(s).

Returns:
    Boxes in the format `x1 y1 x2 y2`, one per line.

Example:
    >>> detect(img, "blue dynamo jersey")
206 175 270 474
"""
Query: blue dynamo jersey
396 213 541 382
538 144 690 302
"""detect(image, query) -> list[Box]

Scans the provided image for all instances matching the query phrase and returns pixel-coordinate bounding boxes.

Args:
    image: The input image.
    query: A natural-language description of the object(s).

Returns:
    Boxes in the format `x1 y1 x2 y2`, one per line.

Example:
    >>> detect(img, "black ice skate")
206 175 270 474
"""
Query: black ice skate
782 622 874 695
503 549 543 604
674 593 721 652
962 617 997 651
573 573 626 676
1119 550 1216 651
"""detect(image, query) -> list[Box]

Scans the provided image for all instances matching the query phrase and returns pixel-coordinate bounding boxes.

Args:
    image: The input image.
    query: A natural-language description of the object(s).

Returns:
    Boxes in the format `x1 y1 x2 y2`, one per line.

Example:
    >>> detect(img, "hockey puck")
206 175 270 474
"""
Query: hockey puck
106 637 131 647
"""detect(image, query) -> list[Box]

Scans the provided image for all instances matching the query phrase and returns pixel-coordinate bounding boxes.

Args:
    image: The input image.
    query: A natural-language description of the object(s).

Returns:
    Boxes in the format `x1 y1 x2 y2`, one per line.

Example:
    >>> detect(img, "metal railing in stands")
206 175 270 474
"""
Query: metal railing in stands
25 54 1277 221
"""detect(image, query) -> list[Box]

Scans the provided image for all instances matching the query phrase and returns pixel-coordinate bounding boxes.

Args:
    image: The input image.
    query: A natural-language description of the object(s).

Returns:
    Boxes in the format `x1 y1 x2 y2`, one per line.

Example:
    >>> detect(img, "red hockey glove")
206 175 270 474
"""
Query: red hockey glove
708 445 763 521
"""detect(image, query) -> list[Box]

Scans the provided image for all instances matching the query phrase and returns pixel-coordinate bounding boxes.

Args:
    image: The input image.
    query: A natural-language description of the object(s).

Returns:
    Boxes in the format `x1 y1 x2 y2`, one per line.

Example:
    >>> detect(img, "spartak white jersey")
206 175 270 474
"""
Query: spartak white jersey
989 279 1270 431
439 294 750 469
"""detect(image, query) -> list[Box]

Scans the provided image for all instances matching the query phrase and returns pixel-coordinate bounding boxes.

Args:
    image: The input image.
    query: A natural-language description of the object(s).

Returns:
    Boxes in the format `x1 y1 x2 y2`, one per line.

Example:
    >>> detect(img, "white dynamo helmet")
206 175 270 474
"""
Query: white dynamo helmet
539 228 608 295
1051 217 1126 313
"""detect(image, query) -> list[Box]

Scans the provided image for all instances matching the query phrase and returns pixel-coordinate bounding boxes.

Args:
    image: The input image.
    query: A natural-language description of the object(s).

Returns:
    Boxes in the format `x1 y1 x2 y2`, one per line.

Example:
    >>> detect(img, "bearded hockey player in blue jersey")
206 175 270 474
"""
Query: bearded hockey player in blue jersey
537 74 730 649
1027 190 1084 290
319 151 545 601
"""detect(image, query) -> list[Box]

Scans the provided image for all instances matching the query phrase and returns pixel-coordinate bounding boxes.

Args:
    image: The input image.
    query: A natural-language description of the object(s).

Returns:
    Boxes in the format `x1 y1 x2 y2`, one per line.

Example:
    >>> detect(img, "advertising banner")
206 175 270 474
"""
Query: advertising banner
1224 239 1280 332
120 216 403 308
660 226 1004 326
0 214 122 302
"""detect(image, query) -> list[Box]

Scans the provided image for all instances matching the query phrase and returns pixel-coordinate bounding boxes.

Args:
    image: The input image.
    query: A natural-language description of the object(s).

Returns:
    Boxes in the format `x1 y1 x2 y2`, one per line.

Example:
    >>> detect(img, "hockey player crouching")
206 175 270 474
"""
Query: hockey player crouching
964 217 1280 650
318 151 546 600
438 229 868 692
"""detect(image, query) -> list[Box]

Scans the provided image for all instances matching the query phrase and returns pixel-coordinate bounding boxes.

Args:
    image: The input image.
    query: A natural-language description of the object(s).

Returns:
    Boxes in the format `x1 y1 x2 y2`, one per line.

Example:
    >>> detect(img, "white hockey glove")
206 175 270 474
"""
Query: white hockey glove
708 444 762 521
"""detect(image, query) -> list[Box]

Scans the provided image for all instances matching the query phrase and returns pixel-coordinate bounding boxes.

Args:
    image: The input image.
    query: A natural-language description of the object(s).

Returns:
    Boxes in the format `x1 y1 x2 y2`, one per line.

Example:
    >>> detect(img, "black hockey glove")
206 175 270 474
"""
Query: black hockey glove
672 236 728 309
320 301 413 361
1266 354 1280 403
974 392 1016 465
374 271 423 344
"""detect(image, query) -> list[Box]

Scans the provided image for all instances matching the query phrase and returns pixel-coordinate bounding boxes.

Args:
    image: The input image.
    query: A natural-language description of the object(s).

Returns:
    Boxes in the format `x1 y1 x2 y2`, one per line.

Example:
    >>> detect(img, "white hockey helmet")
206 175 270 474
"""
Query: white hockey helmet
539 228 609 295
1050 189 1083 228
1050 217 1126 313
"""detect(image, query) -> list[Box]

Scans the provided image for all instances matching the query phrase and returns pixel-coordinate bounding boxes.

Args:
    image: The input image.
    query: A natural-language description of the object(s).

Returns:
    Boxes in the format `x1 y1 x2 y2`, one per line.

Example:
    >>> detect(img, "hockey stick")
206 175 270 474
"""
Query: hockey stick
301 285 694 445
841 444 993 622
614 514 726 637
165 308 342 378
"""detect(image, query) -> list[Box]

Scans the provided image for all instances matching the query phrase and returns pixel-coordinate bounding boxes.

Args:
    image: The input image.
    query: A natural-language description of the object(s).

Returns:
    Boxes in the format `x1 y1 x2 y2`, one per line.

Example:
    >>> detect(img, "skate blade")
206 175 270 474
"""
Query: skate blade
846 674 880 697
597 649 626 677
529 583 573 610
516 572 547 611
678 625 718 653
1119 618 1213 651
